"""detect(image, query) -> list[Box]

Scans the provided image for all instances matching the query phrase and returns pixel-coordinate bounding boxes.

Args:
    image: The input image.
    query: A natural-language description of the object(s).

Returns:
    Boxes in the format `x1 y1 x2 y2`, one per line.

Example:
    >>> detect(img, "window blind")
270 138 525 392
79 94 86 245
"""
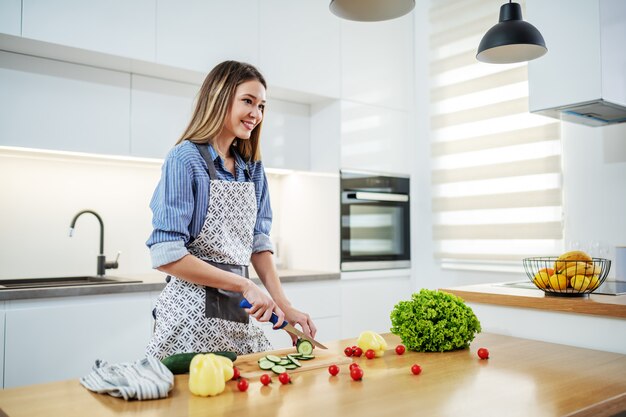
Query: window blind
429 0 563 269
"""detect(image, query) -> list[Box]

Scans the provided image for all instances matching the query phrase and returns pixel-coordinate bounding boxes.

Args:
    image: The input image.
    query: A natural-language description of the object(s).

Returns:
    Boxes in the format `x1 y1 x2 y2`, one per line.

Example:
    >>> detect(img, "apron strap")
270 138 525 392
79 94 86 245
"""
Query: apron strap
194 143 219 180
194 142 253 182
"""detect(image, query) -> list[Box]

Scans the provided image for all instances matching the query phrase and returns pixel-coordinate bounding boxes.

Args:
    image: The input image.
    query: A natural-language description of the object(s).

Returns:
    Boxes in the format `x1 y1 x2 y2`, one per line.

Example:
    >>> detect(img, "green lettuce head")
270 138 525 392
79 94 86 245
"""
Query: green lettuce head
390 289 481 352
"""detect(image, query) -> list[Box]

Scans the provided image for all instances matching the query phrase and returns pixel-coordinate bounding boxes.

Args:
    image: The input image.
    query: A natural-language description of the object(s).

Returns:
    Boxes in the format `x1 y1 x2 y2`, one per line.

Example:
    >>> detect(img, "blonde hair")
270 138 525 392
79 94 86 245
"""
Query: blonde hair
176 61 266 162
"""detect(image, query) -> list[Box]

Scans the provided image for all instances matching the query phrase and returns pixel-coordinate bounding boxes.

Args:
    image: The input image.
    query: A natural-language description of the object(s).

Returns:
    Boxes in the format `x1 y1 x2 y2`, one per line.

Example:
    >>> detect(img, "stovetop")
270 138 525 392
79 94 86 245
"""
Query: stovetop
594 280 626 296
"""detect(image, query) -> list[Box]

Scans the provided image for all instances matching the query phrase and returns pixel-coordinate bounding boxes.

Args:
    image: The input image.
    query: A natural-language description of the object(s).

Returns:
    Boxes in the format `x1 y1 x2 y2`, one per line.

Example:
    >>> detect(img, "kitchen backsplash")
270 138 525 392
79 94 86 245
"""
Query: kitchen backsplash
0 147 339 280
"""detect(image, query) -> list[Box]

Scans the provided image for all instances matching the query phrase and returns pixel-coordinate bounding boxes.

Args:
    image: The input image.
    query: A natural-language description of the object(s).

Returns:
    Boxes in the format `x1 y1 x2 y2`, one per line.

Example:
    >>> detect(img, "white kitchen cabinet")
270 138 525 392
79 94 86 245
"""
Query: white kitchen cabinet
340 274 412 338
130 75 199 159
261 99 311 171
22 0 155 62
282 281 341 321
0 51 130 155
4 293 154 388
340 101 411 175
0 0 21 36
156 0 259 73
340 14 413 110
0 301 5 388
310 100 341 173
469 303 626 355
259 1 341 99
527 0 626 125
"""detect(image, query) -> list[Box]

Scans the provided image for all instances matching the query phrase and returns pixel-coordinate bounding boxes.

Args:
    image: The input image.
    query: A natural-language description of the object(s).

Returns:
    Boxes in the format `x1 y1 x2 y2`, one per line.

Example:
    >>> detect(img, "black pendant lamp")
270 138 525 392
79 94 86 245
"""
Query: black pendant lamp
329 0 415 22
477 1 547 64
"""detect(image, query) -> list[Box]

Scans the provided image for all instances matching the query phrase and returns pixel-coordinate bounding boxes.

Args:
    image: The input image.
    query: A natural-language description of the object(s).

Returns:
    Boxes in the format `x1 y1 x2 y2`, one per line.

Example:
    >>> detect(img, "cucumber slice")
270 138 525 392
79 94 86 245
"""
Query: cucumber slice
271 365 287 374
290 357 302 367
287 353 303 359
296 339 314 355
266 355 282 363
259 360 275 370
299 354 315 360
278 359 290 366
284 364 297 370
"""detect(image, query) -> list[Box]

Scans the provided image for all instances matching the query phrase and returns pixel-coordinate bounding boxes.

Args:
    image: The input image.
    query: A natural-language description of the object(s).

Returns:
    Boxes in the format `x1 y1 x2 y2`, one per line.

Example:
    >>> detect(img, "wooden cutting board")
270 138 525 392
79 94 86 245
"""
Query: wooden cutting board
235 347 352 379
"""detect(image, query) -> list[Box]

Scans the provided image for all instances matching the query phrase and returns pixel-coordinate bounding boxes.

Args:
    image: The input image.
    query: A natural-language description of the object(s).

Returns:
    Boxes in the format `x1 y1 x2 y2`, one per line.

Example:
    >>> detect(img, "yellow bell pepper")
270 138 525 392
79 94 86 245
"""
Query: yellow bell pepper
215 354 235 381
357 330 388 357
188 353 231 397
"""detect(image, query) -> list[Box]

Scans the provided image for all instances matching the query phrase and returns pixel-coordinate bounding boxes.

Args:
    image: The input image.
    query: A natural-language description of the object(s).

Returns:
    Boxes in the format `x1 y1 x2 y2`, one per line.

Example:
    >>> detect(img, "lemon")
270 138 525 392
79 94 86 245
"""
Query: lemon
549 273 568 291
570 275 591 291
588 275 600 290
533 271 551 289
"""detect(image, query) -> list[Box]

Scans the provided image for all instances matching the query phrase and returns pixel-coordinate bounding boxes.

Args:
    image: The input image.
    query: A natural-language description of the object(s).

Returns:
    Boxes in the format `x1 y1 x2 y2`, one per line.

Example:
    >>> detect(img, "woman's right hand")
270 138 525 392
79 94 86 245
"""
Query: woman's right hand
241 281 286 327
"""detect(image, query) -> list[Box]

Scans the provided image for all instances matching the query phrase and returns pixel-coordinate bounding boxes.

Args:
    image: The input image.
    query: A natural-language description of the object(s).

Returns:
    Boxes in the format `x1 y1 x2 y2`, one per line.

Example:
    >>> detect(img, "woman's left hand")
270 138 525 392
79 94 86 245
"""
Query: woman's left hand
282 306 317 346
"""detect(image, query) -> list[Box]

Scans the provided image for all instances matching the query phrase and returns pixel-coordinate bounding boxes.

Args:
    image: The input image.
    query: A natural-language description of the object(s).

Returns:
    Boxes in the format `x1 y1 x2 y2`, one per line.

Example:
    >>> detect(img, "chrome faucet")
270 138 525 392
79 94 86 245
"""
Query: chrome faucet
69 210 120 276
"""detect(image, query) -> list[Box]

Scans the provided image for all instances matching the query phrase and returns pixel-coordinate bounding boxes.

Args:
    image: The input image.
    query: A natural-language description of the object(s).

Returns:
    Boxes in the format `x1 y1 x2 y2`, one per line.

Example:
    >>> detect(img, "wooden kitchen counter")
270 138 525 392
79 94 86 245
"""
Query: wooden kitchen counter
1 333 626 417
441 283 626 319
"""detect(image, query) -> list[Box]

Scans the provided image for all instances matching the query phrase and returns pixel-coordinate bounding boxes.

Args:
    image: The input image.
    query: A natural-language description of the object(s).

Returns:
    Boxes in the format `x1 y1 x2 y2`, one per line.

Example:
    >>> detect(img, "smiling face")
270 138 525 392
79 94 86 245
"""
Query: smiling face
218 80 266 142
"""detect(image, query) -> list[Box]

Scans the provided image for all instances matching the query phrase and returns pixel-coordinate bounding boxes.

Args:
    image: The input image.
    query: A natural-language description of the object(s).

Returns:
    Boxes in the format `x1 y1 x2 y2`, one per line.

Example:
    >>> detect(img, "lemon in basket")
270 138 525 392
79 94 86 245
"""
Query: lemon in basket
588 275 601 290
549 273 568 291
533 270 552 289
570 275 591 291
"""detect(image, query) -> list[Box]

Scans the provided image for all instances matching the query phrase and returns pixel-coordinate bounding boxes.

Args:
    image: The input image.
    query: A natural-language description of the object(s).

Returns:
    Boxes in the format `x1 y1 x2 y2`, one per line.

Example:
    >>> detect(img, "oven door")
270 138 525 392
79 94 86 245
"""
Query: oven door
341 191 411 271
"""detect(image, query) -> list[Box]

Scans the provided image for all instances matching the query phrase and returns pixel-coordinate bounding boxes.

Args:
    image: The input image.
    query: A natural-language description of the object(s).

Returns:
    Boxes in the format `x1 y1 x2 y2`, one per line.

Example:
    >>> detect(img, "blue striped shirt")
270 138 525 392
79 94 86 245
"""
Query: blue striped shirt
146 140 274 268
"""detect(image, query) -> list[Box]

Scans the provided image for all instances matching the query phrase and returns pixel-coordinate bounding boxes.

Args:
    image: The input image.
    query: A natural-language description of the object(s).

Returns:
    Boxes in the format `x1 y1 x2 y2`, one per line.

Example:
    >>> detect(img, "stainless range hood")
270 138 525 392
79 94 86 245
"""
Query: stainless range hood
540 100 626 127
527 0 626 127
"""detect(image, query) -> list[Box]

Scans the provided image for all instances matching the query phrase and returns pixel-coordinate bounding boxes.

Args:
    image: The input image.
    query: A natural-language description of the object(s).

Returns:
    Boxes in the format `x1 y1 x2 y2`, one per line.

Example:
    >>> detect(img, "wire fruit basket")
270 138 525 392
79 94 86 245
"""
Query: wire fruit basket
522 257 611 297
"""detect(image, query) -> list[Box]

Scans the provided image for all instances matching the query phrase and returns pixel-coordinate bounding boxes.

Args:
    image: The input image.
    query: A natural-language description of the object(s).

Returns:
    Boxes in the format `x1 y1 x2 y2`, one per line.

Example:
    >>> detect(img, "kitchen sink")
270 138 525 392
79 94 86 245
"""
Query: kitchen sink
0 276 142 290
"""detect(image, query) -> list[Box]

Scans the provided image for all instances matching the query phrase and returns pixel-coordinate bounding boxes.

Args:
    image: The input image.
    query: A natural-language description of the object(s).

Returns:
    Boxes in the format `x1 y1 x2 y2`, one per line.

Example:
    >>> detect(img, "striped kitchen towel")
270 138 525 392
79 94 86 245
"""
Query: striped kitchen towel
80 356 174 401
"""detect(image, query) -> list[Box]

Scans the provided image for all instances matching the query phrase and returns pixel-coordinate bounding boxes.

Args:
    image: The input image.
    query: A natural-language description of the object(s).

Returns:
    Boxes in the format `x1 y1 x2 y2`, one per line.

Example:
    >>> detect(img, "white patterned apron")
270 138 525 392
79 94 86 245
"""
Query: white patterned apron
146 143 272 360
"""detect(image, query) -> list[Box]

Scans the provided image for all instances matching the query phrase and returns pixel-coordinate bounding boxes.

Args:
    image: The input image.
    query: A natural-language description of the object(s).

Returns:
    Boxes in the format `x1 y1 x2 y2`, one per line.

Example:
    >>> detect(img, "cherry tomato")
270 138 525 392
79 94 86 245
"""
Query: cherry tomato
350 366 364 381
344 346 354 357
395 344 406 355
260 374 271 386
232 366 241 380
349 363 361 371
278 372 291 385
411 364 422 375
477 347 489 360
328 364 340 376
237 378 249 392
352 347 363 357
365 349 376 360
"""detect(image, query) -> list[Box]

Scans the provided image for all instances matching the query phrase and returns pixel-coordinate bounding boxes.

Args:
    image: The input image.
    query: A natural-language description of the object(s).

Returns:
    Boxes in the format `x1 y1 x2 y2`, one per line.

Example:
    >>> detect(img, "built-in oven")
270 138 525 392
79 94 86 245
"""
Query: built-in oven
340 170 411 271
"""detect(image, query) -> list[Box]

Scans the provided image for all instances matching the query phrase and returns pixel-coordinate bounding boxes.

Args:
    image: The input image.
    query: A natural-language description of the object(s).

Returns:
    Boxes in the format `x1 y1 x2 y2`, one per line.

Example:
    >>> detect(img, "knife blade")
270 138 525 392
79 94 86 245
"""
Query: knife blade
239 298 328 349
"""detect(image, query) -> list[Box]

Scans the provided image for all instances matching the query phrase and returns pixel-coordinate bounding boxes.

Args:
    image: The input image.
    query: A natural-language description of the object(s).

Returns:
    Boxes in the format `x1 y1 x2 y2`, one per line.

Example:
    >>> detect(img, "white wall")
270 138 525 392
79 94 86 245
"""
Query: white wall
412 1 626 290
0 149 159 279
0 148 338 279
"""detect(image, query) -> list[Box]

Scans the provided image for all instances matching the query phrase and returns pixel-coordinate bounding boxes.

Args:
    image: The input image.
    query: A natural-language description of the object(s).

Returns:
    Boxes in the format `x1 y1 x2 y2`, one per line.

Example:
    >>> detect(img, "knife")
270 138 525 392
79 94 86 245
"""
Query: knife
239 298 328 349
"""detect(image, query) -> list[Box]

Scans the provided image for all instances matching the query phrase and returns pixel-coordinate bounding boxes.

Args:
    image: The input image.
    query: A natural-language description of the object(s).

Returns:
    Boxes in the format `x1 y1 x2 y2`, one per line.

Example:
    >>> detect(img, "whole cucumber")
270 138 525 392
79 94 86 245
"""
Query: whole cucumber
161 351 237 374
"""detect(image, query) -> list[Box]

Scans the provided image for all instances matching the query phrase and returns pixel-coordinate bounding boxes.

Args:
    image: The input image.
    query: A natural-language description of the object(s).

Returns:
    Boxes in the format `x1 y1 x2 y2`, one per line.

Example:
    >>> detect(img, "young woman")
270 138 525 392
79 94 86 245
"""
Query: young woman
145 60 317 359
